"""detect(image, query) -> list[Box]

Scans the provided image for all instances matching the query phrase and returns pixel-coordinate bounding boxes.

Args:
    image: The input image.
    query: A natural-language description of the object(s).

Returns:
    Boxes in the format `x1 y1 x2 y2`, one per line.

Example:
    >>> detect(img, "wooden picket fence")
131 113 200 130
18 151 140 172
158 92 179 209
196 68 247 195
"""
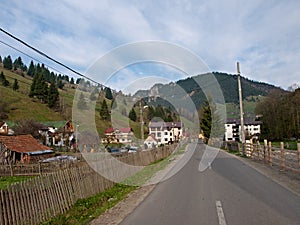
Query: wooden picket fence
0 144 177 225
243 140 300 174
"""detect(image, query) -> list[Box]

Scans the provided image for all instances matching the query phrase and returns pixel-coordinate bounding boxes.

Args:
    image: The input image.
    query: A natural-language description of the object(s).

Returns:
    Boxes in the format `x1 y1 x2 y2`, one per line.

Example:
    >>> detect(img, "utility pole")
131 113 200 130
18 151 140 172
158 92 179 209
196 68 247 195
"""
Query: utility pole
140 100 144 148
237 62 246 155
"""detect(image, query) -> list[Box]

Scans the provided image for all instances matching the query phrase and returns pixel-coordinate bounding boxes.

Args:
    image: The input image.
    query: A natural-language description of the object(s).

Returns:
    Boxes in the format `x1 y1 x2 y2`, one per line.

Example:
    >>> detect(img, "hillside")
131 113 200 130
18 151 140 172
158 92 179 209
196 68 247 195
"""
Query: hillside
135 72 283 111
1 67 285 137
0 68 66 121
0 67 120 136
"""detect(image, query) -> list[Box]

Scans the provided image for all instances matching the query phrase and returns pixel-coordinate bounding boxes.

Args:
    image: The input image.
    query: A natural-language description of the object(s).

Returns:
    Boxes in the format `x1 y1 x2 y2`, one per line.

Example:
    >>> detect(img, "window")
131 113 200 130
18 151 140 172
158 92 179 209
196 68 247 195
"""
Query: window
164 132 168 135
164 138 168 142
157 132 161 137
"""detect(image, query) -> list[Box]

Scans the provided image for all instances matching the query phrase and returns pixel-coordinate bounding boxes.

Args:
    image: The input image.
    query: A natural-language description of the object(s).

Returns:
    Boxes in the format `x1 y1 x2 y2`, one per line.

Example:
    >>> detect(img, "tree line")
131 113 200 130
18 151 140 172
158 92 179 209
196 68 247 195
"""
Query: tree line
256 89 300 141
0 54 80 110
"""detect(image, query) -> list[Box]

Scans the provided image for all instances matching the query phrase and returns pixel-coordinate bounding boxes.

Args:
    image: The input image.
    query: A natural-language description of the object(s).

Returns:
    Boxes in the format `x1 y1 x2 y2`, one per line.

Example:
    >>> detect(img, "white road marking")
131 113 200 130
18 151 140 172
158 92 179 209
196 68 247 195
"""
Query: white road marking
216 200 227 225
208 162 212 169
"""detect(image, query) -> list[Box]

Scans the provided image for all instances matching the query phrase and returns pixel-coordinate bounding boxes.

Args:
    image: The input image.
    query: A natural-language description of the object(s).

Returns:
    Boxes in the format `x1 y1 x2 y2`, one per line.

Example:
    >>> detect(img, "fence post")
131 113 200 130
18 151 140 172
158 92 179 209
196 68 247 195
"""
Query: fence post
298 143 300 174
280 142 285 171
263 139 268 163
268 141 272 166
256 141 260 160
10 164 14 177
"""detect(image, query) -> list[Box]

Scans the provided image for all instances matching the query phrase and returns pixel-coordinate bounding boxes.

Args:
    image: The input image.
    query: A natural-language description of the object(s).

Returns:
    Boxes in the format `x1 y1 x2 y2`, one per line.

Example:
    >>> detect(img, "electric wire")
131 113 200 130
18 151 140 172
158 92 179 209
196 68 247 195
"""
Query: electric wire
0 27 101 86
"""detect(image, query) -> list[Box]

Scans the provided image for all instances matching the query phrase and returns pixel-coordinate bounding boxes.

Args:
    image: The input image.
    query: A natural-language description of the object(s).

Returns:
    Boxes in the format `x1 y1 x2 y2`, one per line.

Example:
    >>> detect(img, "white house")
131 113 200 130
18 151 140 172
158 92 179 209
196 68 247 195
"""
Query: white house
225 118 262 142
103 127 133 144
39 121 75 147
148 121 184 145
0 121 8 135
0 121 14 135
144 134 159 149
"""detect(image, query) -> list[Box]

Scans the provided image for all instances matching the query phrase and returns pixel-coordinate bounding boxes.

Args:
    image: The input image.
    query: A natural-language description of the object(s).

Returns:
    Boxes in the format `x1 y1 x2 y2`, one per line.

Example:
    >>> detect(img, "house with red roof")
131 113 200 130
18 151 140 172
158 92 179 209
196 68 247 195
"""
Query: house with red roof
0 134 54 164
102 127 133 144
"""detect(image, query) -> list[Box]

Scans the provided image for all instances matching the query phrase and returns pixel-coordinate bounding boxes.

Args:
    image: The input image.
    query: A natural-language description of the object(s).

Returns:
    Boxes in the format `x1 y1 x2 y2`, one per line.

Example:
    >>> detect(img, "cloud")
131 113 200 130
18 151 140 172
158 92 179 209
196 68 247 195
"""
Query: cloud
0 0 299 90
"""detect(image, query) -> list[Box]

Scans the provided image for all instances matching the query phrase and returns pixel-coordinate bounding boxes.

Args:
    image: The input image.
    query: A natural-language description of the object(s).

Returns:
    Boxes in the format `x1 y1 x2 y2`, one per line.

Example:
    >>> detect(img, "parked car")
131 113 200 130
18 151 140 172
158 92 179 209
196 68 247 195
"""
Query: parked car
40 155 77 163
120 147 128 153
107 147 122 156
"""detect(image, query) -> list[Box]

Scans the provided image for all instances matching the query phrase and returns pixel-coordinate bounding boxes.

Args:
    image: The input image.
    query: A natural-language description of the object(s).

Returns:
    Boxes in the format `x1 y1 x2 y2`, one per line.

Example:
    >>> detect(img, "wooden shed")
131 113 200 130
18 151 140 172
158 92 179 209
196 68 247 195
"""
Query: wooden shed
0 134 54 164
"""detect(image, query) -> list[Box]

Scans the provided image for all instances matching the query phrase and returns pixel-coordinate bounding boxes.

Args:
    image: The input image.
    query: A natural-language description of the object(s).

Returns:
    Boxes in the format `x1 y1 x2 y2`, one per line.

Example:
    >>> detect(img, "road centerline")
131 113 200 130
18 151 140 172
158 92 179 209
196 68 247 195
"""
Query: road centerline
216 200 227 225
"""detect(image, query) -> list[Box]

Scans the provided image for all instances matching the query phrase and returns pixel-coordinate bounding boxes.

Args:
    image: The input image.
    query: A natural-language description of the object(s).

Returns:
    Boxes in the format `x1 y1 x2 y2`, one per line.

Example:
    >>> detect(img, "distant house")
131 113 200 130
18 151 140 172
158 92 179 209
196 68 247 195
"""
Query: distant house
148 121 184 145
225 118 262 142
0 134 54 164
144 134 158 149
39 121 75 147
0 121 8 135
0 121 14 135
103 127 133 144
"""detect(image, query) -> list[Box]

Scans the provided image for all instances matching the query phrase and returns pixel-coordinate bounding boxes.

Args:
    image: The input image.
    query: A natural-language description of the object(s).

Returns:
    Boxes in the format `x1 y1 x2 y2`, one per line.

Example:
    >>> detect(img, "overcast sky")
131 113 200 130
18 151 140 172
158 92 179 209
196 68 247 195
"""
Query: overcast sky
1 0 300 93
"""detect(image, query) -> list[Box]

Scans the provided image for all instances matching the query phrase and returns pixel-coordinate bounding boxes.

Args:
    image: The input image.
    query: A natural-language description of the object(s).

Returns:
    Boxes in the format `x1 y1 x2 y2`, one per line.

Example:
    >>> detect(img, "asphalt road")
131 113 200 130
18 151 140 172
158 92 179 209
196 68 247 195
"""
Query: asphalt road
120 143 300 225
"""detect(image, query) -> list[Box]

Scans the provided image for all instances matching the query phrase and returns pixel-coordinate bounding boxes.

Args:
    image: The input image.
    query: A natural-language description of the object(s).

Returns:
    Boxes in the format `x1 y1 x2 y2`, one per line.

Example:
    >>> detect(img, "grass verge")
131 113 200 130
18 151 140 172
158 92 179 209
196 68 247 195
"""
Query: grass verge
123 143 187 186
41 183 136 225
0 176 34 190
42 144 187 224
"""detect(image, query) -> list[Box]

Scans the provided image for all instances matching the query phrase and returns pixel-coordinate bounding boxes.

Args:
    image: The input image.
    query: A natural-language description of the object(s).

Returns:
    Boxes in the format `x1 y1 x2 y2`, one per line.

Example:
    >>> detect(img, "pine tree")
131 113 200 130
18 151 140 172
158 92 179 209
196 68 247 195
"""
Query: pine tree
105 87 113 100
3 55 13 70
70 77 75 84
0 72 9 87
13 56 24 70
48 82 59 108
200 100 212 141
0 71 4 81
100 99 110 120
12 79 19 91
57 79 64 89
29 72 48 102
27 61 35 77
29 72 38 97
129 108 137 121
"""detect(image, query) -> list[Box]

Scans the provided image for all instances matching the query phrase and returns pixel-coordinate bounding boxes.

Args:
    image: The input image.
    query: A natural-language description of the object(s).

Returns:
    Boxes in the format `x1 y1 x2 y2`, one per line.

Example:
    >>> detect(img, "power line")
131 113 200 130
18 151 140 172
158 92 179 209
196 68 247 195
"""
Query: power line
0 40 71 78
0 27 101 86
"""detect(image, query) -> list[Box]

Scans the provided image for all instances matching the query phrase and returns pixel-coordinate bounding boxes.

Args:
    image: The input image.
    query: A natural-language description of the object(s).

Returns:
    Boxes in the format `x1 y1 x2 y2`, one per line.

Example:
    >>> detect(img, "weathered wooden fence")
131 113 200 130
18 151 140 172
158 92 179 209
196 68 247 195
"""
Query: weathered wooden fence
0 161 85 177
0 144 176 225
243 140 300 174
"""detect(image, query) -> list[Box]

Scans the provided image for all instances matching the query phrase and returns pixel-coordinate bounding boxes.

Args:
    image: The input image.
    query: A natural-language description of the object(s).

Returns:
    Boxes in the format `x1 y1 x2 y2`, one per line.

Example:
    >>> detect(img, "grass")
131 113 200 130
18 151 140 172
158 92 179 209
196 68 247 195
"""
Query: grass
271 141 298 150
42 183 136 225
42 144 187 224
0 176 34 190
124 143 187 186
0 68 67 121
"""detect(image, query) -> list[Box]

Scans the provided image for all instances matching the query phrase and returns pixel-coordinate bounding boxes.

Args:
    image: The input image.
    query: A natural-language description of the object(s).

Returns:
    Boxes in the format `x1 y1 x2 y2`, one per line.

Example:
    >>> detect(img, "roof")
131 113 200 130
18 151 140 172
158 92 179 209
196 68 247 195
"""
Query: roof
226 118 262 125
0 134 53 155
0 121 6 127
149 121 184 130
145 134 158 143
105 127 132 134
105 127 114 134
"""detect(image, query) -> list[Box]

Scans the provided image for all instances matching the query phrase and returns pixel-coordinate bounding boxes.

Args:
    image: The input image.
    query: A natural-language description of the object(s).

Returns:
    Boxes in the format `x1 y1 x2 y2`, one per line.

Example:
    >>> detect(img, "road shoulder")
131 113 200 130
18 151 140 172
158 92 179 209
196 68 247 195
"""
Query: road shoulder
220 149 300 197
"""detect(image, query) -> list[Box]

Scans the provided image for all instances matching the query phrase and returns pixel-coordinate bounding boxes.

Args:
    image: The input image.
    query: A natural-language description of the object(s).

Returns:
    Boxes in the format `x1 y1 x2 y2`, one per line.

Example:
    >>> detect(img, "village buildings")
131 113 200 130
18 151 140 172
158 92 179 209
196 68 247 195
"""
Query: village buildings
224 118 262 142
102 127 134 144
148 121 184 145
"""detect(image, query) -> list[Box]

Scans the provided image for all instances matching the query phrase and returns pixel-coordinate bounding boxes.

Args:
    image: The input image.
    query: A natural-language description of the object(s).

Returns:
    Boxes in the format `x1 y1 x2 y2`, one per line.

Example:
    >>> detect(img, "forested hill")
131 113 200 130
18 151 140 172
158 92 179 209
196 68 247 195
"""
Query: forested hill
136 72 284 109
